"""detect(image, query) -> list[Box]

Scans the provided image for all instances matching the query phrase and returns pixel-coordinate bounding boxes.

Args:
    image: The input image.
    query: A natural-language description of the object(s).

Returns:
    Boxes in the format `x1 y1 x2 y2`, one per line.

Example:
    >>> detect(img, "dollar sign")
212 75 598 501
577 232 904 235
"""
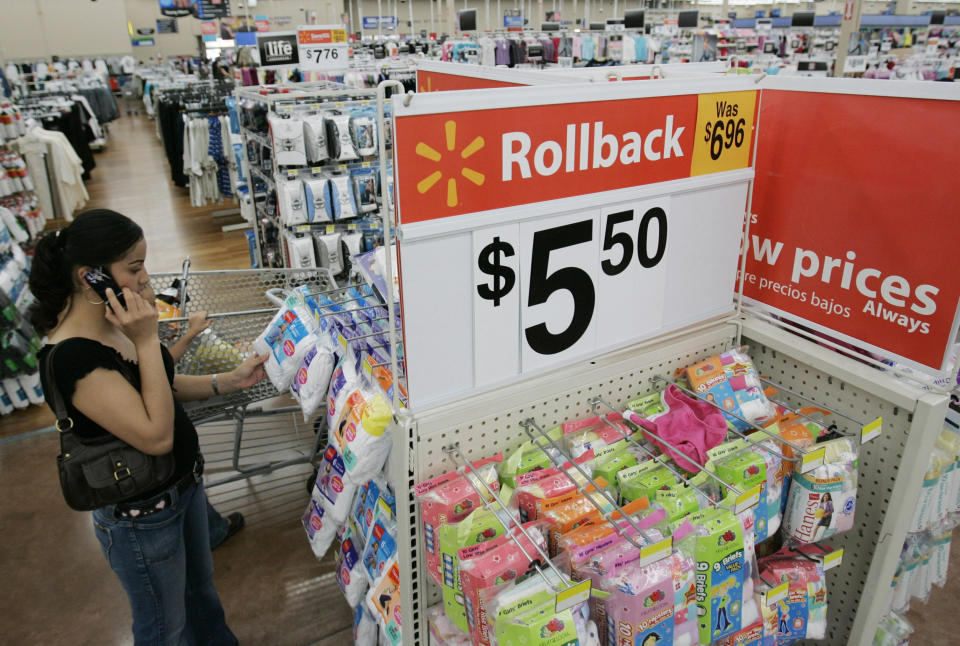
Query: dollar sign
703 122 712 142
477 237 516 307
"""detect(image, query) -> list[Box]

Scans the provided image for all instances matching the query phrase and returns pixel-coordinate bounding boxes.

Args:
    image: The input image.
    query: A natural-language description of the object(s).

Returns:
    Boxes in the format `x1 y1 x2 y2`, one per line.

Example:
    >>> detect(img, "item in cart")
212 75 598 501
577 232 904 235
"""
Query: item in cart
314 231 344 275
783 437 858 544
302 113 329 164
414 455 503 586
302 177 331 223
337 523 369 607
352 167 379 213
269 113 307 166
366 558 402 645
439 507 509 632
684 348 777 430
290 341 335 421
253 291 320 390
328 175 359 220
277 178 308 226
458 522 549 646
625 385 728 473
325 112 359 161
350 108 378 157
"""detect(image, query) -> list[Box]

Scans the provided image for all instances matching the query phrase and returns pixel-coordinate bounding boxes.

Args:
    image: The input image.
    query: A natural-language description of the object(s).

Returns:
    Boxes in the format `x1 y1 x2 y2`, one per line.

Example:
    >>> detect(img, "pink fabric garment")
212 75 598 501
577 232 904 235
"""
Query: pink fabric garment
631 385 727 473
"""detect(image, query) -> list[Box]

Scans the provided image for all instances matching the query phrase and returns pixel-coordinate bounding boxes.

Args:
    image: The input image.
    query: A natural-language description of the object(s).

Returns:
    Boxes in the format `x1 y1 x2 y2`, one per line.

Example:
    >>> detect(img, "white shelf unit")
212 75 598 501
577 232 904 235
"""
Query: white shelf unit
385 315 949 646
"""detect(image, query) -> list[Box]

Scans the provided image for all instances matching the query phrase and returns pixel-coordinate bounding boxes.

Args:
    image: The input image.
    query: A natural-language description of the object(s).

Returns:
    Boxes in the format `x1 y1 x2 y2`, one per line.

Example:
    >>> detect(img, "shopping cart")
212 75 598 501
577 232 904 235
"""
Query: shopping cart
119 74 140 116
151 261 343 486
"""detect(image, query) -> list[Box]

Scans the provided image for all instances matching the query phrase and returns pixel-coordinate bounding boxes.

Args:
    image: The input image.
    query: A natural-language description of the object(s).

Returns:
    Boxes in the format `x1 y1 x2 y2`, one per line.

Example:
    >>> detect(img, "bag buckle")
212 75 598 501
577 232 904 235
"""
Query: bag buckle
56 418 74 433
114 465 132 481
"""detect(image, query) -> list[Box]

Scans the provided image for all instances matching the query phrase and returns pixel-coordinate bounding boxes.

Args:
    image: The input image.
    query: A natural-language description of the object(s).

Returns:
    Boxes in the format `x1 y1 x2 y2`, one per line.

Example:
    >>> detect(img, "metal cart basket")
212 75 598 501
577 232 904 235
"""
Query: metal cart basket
151 264 341 486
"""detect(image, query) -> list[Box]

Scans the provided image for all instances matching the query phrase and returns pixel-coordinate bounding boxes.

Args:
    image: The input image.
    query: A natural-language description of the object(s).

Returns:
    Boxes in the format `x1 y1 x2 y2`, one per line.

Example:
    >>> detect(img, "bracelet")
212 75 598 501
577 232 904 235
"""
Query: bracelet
211 373 221 396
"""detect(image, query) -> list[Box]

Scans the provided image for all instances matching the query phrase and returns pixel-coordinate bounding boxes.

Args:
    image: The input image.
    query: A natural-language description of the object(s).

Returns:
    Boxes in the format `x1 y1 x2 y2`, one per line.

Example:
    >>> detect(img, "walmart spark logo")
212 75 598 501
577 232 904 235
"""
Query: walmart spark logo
415 120 485 207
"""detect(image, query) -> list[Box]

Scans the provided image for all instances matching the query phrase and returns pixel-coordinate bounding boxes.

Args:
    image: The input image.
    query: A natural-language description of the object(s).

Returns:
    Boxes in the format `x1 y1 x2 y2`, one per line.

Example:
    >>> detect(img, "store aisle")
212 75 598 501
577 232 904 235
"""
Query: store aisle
0 113 353 645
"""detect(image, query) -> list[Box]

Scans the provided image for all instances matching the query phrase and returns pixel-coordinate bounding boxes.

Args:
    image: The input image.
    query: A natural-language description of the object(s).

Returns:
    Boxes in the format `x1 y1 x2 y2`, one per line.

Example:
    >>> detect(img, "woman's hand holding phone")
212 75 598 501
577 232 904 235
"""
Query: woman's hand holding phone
104 287 159 347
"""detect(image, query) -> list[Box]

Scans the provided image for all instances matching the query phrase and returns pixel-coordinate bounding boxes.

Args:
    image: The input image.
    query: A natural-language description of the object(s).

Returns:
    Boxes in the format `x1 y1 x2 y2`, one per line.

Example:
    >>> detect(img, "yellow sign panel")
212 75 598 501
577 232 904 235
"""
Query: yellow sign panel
690 90 757 176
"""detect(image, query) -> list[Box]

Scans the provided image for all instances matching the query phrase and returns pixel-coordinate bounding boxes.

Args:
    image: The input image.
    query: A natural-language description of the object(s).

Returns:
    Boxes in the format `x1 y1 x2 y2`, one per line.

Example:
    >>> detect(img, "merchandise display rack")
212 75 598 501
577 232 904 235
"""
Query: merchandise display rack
235 82 393 269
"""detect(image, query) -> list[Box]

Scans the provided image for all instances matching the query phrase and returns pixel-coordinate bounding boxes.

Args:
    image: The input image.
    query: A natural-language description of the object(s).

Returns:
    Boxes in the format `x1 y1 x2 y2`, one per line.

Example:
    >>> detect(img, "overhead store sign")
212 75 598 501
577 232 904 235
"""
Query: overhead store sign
195 0 231 19
363 16 398 30
159 0 193 18
393 80 759 408
743 80 960 374
297 25 349 70
256 31 299 68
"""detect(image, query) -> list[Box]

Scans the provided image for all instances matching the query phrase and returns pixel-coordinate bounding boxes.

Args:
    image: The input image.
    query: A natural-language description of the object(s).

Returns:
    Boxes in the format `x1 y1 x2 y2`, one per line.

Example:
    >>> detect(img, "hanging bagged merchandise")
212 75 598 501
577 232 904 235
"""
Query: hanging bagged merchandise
350 107 378 157
328 374 393 485
872 611 914 646
253 290 320 390
512 459 591 523
361 513 398 583
269 113 307 166
618 460 679 506
458 522 549 646
539 480 631 555
315 444 359 522
654 482 700 524
354 604 379 646
481 572 598 646
342 232 365 280
428 603 472 646
500 425 565 488
783 437 858 544
757 552 828 642
285 234 316 269
708 440 781 543
684 348 778 430
561 413 635 460
687 508 748 644
414 455 504 585
439 507 510 632
352 167 379 213
585 441 637 490
290 341 335 421
277 178 308 226
325 112 359 161
302 177 331 223
366 558 402 645
327 174 359 220
602 550 677 646
337 523 369 607
624 385 728 473
2 377 29 409
17 371 44 406
314 231 344 275
302 497 338 559
302 113 329 164
931 519 953 588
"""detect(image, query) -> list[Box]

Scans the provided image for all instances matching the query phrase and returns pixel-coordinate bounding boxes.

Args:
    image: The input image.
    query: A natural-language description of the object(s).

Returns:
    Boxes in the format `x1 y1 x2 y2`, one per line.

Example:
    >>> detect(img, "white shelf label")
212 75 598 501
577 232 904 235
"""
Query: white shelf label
297 25 349 71
555 579 591 613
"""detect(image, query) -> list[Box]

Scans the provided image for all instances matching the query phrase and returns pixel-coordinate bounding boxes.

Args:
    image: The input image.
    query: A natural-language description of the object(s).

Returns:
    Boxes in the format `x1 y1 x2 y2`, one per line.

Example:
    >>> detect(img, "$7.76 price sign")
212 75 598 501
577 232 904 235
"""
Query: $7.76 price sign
297 26 349 71
473 199 670 383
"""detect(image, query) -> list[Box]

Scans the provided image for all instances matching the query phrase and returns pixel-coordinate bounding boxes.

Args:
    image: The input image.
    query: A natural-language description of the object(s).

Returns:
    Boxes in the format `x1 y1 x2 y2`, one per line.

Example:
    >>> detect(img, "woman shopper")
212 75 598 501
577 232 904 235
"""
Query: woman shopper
30 209 266 645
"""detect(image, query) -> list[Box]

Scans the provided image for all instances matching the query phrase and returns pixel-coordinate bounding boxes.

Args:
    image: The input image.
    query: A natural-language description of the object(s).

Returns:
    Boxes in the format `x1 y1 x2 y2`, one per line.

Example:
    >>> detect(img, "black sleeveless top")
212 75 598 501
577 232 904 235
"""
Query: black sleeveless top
38 338 201 500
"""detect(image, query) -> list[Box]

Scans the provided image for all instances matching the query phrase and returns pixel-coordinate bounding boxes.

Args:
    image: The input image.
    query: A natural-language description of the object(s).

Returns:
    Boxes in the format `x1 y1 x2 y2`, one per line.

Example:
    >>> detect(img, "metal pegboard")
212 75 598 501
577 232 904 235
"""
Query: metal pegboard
742 317 948 646
392 324 739 646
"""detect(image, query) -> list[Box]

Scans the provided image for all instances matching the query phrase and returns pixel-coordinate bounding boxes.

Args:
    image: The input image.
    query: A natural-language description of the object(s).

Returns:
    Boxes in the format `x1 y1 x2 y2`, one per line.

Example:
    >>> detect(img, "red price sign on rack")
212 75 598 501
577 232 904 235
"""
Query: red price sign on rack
393 79 759 408
297 25 349 71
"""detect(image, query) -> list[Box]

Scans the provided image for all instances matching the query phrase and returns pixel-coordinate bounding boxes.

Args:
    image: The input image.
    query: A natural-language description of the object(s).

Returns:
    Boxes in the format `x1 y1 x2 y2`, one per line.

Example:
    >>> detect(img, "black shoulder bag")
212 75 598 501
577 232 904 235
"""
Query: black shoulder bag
46 343 176 511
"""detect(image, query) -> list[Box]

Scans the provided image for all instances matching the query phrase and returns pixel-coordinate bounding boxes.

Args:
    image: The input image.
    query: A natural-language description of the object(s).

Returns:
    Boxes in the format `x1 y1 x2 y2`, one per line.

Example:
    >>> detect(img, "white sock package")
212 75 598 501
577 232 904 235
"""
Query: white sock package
302 177 331 223
285 234 316 269
302 114 329 164
269 113 306 166
328 175 359 220
278 179 308 226
325 113 359 161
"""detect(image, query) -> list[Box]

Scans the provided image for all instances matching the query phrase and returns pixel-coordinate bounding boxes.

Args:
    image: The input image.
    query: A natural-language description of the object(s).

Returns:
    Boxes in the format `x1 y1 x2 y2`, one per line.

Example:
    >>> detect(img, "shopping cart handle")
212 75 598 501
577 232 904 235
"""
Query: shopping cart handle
265 288 286 307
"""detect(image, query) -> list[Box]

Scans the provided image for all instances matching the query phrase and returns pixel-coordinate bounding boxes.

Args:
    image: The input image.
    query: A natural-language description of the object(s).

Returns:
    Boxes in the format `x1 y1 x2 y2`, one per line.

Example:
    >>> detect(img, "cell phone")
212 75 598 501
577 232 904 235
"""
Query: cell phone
84 267 126 310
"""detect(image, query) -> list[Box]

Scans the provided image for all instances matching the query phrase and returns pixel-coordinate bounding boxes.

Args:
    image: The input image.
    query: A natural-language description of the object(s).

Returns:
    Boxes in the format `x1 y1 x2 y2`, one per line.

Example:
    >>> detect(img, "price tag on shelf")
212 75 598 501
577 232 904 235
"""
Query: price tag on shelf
823 548 844 571
734 483 762 514
764 581 789 607
308 103 321 109
861 417 882 444
287 170 298 179
555 579 591 613
639 537 672 566
326 224 336 234
800 446 826 474
295 225 311 232
297 25 349 71
348 223 358 231
362 161 372 168
338 164 348 171
311 167 323 173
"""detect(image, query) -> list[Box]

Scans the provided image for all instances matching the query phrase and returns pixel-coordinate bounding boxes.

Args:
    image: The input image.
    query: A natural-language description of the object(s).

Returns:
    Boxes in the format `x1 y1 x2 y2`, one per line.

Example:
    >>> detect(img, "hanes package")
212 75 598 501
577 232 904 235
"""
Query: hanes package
301 113 329 164
302 177 331 222
325 112 359 161
253 292 320 390
269 113 306 166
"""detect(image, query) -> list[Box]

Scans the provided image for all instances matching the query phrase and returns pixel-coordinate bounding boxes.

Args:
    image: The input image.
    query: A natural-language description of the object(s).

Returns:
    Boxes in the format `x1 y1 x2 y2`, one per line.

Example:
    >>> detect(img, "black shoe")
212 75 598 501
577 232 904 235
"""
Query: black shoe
212 512 245 550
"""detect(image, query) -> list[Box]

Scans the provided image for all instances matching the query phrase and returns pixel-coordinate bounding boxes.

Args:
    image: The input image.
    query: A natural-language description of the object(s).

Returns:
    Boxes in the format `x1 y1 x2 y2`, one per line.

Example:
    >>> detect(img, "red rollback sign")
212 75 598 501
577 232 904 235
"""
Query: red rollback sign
744 89 960 371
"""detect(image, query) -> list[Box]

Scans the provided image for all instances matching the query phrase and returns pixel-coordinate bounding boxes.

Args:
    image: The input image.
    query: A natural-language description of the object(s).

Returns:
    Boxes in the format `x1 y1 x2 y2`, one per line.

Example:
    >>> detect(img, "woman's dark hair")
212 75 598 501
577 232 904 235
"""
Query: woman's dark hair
28 209 143 333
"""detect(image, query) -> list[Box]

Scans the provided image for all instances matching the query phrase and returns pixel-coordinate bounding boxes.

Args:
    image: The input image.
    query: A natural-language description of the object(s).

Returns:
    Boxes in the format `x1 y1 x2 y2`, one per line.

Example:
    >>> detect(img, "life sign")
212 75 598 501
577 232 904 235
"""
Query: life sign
392 79 759 408
256 32 299 68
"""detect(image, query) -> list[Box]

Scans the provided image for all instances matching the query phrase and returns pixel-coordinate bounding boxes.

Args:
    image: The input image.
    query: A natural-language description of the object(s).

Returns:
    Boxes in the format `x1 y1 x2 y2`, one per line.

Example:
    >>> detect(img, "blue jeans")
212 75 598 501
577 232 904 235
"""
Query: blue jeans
206 499 229 550
92 479 238 646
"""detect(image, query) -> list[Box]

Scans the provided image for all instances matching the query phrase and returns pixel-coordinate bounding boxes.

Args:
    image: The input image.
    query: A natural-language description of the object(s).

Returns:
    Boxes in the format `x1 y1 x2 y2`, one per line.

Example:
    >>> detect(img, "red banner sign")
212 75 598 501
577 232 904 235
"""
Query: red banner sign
395 90 757 224
744 89 960 371
416 70 524 93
